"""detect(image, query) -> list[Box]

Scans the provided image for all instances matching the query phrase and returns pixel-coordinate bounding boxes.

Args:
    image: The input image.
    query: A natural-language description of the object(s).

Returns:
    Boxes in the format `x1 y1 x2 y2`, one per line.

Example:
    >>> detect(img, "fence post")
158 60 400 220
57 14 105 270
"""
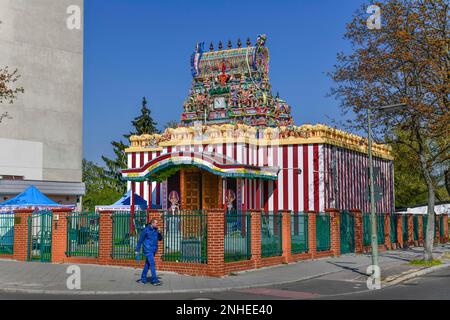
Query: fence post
250 210 262 268
396 215 404 248
51 208 72 263
407 214 414 246
418 215 424 246
384 213 391 250
307 211 316 259
98 210 113 265
350 209 363 254
281 210 291 263
148 209 164 264
13 209 33 261
207 209 225 277
326 208 340 257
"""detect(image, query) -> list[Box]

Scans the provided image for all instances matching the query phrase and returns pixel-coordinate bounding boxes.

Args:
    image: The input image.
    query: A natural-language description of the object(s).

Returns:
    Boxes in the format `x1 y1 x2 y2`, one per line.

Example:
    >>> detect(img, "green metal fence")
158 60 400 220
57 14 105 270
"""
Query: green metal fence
390 214 397 244
402 215 409 242
316 213 331 252
413 215 419 241
0 214 14 254
27 211 53 262
362 213 371 246
261 212 282 257
112 211 148 260
224 212 251 262
422 215 427 239
377 214 385 245
66 212 99 257
291 212 308 254
162 211 207 263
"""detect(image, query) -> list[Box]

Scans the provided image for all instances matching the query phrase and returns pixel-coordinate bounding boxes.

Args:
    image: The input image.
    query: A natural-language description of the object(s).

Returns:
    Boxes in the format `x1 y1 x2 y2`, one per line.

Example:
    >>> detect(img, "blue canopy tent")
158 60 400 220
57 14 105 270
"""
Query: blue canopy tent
95 190 155 212
0 185 74 213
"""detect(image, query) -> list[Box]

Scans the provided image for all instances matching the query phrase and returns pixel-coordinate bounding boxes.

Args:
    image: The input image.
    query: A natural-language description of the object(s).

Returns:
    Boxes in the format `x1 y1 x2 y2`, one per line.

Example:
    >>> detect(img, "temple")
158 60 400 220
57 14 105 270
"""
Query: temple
121 35 395 214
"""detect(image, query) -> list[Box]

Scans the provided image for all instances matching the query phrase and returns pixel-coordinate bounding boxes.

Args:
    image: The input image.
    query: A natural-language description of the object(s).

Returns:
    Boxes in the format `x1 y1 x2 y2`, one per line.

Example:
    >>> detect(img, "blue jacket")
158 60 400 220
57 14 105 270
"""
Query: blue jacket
135 224 163 256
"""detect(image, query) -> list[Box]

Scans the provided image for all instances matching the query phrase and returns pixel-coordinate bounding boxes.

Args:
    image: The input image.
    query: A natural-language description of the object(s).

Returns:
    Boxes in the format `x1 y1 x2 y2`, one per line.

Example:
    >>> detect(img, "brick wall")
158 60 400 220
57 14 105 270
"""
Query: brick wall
13 209 33 261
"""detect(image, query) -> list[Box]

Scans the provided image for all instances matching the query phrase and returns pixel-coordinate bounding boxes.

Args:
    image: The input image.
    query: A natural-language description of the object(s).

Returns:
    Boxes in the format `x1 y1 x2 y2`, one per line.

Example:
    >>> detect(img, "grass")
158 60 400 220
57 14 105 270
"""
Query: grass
409 259 442 267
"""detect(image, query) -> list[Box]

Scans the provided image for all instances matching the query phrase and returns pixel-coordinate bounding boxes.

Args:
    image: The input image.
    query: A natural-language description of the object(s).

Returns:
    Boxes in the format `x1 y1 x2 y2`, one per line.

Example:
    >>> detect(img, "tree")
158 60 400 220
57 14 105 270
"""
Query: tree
329 0 449 261
82 159 123 211
0 66 24 123
164 120 179 129
392 129 449 207
101 97 159 193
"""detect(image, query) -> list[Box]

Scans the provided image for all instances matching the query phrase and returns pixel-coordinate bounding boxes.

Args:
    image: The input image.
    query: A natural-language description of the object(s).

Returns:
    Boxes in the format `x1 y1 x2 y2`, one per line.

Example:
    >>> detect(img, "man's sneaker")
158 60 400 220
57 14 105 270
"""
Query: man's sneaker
151 281 162 286
137 279 147 285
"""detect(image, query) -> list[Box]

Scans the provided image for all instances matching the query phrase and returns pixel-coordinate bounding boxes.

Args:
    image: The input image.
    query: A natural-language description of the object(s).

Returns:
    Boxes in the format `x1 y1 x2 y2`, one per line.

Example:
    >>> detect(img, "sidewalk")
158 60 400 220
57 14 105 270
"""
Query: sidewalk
0 244 448 295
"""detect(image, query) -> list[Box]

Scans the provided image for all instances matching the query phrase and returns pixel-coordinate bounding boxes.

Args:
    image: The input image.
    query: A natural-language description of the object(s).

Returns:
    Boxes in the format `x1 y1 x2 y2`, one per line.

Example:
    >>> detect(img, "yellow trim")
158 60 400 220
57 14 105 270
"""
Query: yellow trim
125 124 393 160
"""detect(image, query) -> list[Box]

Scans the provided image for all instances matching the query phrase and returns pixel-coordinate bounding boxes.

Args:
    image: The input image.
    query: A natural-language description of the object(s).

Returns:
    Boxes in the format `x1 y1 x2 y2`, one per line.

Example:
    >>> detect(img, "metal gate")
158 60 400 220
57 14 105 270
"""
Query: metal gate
340 211 355 254
27 211 53 262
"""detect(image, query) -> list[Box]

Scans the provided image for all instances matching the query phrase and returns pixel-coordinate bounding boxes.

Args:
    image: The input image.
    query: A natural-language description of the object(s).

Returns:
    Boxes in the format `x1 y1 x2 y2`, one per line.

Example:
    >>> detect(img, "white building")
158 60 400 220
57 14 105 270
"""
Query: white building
0 0 85 207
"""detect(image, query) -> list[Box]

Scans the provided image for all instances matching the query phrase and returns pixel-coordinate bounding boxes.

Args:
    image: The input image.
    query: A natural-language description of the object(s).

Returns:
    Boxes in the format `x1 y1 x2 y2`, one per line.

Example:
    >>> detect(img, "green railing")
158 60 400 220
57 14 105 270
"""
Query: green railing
112 211 148 260
0 214 14 254
316 213 330 252
413 215 419 241
291 212 308 254
402 215 409 242
439 215 444 240
362 213 371 246
390 214 397 244
66 212 99 257
377 214 385 245
162 211 207 263
224 212 251 262
261 212 282 257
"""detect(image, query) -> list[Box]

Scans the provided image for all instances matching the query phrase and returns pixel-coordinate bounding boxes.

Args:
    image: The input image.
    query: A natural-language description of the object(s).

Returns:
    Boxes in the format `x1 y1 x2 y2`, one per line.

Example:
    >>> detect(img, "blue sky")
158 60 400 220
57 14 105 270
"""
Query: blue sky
84 0 369 164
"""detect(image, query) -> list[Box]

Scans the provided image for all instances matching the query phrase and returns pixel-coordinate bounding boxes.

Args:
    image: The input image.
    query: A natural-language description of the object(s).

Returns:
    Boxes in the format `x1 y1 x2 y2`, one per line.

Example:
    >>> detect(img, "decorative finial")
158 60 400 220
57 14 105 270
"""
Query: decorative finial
237 38 242 48
210 42 214 51
218 41 223 50
246 37 251 47
227 40 232 49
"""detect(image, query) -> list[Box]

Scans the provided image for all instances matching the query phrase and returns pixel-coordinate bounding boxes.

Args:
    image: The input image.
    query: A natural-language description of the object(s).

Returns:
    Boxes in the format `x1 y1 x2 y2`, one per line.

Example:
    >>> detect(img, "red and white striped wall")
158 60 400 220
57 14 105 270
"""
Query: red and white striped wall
126 142 394 213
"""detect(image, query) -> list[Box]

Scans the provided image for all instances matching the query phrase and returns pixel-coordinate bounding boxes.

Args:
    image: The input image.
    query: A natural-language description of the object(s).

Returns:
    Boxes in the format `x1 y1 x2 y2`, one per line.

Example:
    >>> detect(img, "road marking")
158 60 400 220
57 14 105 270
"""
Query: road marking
236 288 320 299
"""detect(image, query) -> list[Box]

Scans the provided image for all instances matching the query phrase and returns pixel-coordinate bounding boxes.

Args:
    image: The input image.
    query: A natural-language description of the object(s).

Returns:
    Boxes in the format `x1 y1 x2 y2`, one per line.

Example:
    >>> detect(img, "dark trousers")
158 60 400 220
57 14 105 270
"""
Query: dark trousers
141 252 158 283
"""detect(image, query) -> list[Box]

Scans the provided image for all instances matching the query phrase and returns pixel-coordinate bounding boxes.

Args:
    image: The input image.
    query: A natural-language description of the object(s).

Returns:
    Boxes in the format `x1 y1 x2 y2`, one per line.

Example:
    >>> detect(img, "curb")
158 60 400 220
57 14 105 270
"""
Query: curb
382 263 450 287
0 270 338 296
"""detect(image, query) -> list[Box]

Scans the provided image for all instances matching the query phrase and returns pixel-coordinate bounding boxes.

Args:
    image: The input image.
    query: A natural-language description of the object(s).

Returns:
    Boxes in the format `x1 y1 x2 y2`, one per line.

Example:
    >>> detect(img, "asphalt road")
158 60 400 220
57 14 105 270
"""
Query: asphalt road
0 266 448 300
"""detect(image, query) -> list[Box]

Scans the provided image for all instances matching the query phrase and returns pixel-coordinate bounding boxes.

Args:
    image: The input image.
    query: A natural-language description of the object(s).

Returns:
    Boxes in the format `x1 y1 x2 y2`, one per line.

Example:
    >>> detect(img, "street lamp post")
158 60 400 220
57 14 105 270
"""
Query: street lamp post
367 103 407 272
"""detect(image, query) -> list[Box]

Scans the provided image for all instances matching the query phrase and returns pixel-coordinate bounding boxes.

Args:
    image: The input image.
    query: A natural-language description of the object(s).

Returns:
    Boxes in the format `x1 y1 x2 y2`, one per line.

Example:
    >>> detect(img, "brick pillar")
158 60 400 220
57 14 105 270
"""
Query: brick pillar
148 210 164 262
307 211 316 258
51 209 73 263
443 214 449 243
207 209 225 277
418 215 424 246
98 210 113 265
250 210 262 268
326 208 340 257
281 210 291 263
396 215 404 248
384 213 391 249
13 209 33 261
407 214 414 246
351 209 363 254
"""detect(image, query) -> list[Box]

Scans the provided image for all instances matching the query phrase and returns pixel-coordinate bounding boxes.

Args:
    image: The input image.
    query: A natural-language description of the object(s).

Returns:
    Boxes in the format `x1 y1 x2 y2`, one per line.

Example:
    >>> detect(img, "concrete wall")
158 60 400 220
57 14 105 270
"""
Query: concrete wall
0 0 84 182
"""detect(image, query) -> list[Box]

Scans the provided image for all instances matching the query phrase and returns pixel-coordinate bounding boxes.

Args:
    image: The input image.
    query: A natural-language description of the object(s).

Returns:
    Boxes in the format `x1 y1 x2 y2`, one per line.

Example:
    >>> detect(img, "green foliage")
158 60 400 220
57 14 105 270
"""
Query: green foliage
82 159 123 211
409 259 442 267
101 97 159 192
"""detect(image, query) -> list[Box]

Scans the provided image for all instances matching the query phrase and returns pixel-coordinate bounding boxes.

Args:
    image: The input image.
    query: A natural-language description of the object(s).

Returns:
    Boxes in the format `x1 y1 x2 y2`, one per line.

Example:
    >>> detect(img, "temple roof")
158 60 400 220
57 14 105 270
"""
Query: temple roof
182 34 293 127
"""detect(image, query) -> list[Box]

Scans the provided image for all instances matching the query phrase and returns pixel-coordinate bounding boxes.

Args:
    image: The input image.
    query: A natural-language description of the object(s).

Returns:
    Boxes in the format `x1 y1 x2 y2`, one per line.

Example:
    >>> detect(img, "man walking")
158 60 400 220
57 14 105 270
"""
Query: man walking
135 219 163 285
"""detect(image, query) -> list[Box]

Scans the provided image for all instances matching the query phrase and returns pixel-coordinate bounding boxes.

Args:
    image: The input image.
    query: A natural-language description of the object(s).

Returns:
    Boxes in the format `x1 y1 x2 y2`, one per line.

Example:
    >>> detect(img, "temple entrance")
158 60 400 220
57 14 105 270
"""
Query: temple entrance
179 168 222 210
